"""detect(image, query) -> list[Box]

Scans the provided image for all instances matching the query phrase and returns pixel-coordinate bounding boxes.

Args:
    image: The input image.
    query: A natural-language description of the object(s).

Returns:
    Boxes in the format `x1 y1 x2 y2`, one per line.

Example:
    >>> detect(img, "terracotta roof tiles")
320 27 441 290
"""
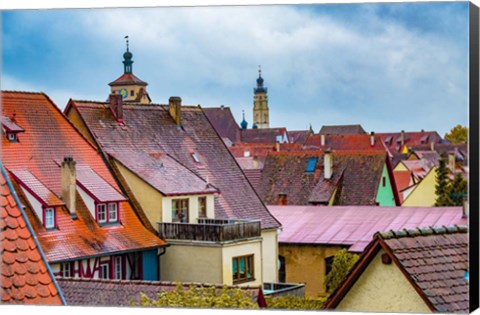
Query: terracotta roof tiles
109 73 147 86
304 134 386 152
203 106 241 144
240 127 288 144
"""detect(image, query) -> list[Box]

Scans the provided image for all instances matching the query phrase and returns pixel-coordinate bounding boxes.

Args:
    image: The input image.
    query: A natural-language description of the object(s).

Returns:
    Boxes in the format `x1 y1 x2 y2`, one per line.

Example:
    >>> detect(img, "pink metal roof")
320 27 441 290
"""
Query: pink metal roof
1 115 25 132
76 165 126 202
9 169 64 207
269 205 467 252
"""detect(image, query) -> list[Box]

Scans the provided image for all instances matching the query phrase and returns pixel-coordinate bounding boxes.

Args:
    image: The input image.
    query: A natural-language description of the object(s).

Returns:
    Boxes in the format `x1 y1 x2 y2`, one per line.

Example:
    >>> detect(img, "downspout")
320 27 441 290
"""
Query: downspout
1 164 68 305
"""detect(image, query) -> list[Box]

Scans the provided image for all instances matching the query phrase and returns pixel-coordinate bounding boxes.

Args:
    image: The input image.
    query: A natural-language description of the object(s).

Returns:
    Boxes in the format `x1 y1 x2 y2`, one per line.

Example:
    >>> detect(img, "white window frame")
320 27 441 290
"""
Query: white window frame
7 133 16 142
97 203 107 223
114 256 122 280
108 203 118 222
100 263 109 279
44 207 55 229
62 262 72 278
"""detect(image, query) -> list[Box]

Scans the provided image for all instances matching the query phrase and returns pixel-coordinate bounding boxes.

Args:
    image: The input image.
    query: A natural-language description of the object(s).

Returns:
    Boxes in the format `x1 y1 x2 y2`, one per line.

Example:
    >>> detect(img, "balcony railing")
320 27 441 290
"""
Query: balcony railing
158 218 261 243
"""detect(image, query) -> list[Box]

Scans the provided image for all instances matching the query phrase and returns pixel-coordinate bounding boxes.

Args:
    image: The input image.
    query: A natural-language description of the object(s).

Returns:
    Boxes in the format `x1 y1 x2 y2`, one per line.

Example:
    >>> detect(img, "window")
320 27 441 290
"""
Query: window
108 203 118 222
172 199 189 223
62 262 72 278
7 133 17 142
114 256 122 280
325 256 335 276
97 204 107 223
382 176 386 187
198 197 207 218
130 90 134 96
306 158 317 173
44 207 55 229
192 153 200 163
232 255 254 283
100 263 109 279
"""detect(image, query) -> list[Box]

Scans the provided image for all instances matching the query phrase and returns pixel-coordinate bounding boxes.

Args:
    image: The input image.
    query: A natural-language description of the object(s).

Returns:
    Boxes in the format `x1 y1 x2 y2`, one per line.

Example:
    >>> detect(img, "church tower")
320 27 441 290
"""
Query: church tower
109 36 151 104
252 66 269 129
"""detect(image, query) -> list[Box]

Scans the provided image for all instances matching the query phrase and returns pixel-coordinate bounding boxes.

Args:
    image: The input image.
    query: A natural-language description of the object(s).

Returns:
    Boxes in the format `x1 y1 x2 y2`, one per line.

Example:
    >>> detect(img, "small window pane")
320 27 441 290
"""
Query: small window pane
306 158 317 173
198 197 207 218
114 256 122 280
45 208 55 229
109 203 118 222
63 262 71 278
98 204 107 223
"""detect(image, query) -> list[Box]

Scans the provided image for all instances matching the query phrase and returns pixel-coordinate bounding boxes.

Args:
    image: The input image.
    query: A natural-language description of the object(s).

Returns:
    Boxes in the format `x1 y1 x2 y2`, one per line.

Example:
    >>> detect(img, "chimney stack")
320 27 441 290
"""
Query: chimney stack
277 194 288 206
253 156 259 169
321 134 326 146
448 152 456 174
430 141 435 151
275 142 280 152
169 96 182 126
324 149 333 180
109 94 124 122
370 132 375 146
61 156 77 219
400 130 405 147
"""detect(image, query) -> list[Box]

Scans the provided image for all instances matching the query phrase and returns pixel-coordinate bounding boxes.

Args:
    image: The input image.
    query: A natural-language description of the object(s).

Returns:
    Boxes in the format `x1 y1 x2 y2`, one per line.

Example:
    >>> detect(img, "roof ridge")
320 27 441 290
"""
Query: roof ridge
378 225 468 239
1 90 46 95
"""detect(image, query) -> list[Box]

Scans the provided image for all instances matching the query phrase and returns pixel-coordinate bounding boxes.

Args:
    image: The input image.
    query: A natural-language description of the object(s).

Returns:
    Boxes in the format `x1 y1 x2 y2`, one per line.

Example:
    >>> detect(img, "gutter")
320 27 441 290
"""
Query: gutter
1 164 68 305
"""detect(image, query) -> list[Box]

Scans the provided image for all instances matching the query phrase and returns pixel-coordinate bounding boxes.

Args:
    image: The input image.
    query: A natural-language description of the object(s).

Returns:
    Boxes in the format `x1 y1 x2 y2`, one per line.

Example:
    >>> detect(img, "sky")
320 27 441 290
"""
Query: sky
1 1 471 136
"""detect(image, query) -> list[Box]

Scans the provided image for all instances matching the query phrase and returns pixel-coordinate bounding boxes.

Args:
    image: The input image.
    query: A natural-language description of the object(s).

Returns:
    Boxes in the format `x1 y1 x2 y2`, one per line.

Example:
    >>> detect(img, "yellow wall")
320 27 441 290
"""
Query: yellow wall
261 229 279 283
221 238 263 286
393 162 408 172
111 85 150 104
336 249 431 313
279 244 344 297
66 105 97 146
402 167 437 207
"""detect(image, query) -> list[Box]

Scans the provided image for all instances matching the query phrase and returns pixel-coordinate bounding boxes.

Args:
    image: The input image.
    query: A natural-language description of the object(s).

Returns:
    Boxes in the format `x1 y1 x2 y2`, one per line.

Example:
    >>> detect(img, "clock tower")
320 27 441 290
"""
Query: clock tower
109 36 151 104
252 66 269 129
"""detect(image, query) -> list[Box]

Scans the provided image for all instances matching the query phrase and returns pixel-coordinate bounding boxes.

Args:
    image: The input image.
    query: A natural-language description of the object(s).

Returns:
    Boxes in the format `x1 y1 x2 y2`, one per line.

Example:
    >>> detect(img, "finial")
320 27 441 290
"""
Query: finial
258 65 262 77
242 110 245 119
125 35 129 52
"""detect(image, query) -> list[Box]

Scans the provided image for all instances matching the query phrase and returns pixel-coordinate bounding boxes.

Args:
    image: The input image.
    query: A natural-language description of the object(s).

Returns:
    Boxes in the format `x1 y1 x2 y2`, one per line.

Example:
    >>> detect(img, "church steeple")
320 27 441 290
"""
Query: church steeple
252 65 269 129
240 110 248 130
123 36 133 74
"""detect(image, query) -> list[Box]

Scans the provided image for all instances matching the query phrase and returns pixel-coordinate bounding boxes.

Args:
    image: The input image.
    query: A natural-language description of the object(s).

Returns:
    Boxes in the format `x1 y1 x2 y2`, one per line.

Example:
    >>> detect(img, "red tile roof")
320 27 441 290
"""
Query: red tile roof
203 106 241 144
257 151 391 206
229 143 277 158
67 100 281 230
319 124 366 135
304 134 387 152
1 165 64 305
240 127 288 144
9 170 65 207
325 226 469 313
287 130 310 144
378 131 443 153
1 115 25 132
268 205 467 253
393 170 413 192
1 91 166 263
75 164 127 202
57 278 265 307
109 73 147 86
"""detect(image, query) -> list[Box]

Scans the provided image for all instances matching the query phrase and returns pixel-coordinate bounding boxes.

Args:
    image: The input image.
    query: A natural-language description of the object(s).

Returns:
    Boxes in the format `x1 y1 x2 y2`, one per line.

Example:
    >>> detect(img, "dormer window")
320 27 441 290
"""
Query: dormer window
96 202 119 224
97 204 107 223
2 115 25 142
109 203 118 222
7 132 17 142
44 207 56 229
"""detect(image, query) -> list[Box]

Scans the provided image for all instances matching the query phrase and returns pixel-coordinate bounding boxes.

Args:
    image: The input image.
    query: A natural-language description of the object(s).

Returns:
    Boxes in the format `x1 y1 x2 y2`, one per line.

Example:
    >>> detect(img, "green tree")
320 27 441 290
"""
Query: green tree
324 249 359 294
446 173 467 206
264 295 326 310
134 282 259 309
435 154 453 206
444 125 468 144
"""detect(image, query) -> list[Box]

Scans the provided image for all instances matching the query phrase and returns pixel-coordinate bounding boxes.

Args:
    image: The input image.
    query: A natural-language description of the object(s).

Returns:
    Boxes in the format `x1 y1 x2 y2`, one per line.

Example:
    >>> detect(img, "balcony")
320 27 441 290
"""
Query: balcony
158 218 261 243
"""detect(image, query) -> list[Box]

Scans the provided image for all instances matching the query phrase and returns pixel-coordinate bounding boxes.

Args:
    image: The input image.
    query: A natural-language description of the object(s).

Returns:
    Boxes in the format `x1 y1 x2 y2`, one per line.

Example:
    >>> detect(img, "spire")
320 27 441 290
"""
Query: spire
254 65 267 94
240 110 248 130
123 36 133 74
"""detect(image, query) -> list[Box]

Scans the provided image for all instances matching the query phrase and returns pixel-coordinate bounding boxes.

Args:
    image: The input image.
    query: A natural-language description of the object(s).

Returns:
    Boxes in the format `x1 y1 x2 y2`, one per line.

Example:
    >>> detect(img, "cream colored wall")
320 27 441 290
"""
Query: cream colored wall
261 229 279 283
336 249 431 313
221 238 263 286
328 187 339 206
393 162 408 172
160 243 223 283
402 167 437 207
115 161 163 224
66 106 97 145
111 85 150 104
279 244 344 297
164 195 215 224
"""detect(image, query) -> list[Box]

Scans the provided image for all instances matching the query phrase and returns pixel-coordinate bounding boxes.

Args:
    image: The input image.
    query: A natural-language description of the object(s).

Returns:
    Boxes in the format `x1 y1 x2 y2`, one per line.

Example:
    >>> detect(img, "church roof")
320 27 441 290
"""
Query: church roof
109 73 147 87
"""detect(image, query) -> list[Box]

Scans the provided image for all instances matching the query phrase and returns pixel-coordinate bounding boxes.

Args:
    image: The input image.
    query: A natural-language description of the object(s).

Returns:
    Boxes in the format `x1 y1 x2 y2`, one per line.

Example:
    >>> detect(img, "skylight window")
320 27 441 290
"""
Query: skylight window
192 153 200 163
306 158 317 173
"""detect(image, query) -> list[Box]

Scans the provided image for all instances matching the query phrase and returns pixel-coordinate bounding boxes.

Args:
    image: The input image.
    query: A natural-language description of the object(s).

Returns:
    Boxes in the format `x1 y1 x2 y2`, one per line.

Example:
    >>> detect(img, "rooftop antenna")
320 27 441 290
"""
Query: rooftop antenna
125 35 129 52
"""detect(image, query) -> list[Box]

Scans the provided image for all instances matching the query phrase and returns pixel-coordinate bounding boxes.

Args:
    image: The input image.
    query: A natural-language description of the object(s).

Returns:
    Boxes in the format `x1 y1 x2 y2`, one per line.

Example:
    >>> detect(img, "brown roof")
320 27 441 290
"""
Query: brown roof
240 127 288 144
288 130 310 145
378 131 443 153
203 106 241 144
1 91 166 263
257 151 391 206
66 100 281 230
303 134 387 152
108 73 147 86
325 225 469 313
319 124 366 135
0 164 64 305
56 278 265 307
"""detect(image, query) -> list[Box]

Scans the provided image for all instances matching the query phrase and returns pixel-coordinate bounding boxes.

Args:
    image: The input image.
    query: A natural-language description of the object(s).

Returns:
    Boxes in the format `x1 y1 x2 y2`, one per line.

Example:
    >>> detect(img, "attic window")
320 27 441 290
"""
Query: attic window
192 153 200 163
420 135 429 144
244 151 251 157
306 158 317 173
7 132 17 142
44 207 56 229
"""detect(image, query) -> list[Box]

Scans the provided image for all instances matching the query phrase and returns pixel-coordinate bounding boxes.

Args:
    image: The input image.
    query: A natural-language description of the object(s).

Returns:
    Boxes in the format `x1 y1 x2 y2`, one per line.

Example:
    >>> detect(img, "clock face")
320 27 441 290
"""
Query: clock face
120 88 128 99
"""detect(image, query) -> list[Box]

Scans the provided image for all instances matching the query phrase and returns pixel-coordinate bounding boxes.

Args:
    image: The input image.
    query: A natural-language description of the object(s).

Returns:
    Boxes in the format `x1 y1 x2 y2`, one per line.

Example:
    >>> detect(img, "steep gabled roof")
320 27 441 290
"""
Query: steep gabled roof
303 134 387 152
57 278 266 307
268 205 467 252
203 106 241 144
0 164 65 305
1 91 166 263
67 100 281 230
319 124 366 135
240 127 288 144
325 226 469 313
257 151 389 206
378 131 444 153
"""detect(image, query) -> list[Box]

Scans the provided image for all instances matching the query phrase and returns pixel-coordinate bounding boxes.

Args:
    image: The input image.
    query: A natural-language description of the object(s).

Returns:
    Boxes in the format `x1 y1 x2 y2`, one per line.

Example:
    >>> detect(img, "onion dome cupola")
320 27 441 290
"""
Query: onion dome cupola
254 66 268 94
123 37 133 74
240 110 248 130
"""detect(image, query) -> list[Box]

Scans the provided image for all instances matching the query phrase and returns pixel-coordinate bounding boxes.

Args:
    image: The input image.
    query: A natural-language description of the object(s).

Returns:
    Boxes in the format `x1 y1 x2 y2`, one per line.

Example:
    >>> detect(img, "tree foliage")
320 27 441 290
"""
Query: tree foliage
435 154 467 206
134 282 259 309
264 295 326 310
447 173 468 206
324 249 359 294
444 125 468 144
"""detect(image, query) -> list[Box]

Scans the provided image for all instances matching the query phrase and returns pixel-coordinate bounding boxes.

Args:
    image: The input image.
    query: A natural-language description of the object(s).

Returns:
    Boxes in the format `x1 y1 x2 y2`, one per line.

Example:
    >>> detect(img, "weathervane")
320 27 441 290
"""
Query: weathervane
258 65 262 77
125 35 129 52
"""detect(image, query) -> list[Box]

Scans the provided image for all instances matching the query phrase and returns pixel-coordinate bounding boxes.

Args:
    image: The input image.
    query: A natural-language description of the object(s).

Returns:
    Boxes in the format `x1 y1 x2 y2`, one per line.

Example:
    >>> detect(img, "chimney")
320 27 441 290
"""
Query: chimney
448 152 456 174
370 131 375 146
463 194 469 218
109 94 124 122
169 96 182 126
253 156 259 169
400 130 405 147
61 156 77 219
430 141 435 151
276 142 280 152
324 149 333 179
321 134 326 146
277 194 288 206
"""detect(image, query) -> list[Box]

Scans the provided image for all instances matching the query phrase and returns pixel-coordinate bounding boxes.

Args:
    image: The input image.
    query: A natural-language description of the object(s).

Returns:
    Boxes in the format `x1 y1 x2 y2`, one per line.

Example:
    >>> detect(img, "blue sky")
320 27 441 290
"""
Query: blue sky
1 2 470 135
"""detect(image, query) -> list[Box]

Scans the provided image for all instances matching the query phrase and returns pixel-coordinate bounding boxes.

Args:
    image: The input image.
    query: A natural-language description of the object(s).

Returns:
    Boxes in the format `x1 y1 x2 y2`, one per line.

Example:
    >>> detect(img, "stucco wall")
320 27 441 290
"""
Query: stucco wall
65 106 97 145
375 164 396 206
111 85 149 104
221 238 263 286
279 244 344 297
336 249 431 313
261 229 279 283
402 167 437 206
